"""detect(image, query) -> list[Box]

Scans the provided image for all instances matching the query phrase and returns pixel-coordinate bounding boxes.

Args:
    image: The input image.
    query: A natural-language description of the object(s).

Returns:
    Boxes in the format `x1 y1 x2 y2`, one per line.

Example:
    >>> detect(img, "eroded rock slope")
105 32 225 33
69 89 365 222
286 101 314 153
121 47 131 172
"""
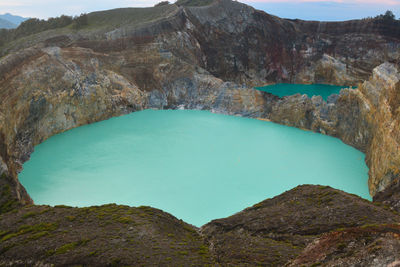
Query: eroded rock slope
0 0 399 206
1 185 399 266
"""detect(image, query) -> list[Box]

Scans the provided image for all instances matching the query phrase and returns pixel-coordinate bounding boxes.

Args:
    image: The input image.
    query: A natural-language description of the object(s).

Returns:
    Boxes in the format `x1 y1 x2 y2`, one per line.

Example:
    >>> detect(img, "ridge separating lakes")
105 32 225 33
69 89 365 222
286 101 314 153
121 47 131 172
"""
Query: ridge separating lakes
19 109 370 227
255 83 350 100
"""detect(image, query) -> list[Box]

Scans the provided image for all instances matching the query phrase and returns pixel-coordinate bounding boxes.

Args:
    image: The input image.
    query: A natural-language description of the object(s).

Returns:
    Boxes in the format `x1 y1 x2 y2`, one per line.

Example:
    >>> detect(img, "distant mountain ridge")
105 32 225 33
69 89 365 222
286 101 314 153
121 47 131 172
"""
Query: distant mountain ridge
0 18 16 29
0 13 28 29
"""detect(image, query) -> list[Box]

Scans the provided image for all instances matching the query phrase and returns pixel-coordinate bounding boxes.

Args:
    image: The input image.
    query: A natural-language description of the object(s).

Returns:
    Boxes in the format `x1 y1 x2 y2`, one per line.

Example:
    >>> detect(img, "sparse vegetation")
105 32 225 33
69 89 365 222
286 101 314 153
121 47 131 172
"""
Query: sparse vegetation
175 0 214 7
0 15 73 46
72 14 88 29
155 1 170 7
1 222 58 242
375 10 397 21
116 216 134 224
0 181 19 214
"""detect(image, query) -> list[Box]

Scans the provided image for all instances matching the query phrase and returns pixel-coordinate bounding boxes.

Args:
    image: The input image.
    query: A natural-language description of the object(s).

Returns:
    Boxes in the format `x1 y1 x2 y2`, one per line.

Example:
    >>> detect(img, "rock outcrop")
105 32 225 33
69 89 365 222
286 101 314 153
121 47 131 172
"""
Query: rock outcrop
1 185 398 266
373 177 400 214
201 185 400 266
288 224 400 267
0 204 213 266
266 63 400 196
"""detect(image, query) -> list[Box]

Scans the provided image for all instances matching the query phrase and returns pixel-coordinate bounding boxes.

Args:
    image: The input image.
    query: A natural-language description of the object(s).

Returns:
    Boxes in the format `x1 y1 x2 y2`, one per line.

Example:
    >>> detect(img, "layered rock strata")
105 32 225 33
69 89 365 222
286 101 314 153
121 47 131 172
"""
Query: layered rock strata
0 0 400 207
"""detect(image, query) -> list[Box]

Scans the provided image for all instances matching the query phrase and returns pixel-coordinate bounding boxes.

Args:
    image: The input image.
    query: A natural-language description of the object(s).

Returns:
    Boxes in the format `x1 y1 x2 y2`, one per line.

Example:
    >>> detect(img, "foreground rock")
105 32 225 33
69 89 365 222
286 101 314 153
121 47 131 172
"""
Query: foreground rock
373 177 400 214
201 185 400 266
1 185 398 266
288 224 400 266
0 204 213 266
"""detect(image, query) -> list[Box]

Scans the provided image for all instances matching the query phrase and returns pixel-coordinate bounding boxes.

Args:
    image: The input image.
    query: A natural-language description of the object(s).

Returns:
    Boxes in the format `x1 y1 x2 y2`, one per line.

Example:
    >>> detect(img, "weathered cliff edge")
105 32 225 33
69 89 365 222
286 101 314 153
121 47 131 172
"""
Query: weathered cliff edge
0 0 400 205
1 0 400 264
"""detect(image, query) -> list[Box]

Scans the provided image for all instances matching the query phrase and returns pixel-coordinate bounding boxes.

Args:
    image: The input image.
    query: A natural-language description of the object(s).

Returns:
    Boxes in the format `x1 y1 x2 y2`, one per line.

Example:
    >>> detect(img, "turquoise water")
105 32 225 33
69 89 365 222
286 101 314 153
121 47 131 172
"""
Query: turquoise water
19 110 369 226
256 83 346 100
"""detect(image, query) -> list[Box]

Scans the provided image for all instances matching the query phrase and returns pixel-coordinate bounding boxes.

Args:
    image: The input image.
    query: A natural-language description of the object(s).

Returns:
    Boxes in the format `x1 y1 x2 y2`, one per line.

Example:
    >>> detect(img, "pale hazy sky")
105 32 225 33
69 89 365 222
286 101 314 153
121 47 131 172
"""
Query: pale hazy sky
0 0 399 21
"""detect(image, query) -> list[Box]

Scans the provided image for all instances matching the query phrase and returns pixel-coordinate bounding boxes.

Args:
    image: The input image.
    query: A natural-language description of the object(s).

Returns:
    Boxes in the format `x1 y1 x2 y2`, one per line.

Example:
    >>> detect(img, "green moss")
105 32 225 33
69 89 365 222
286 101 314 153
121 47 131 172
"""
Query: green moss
1 222 58 242
175 0 214 6
48 239 90 255
39 208 50 214
55 242 78 254
23 211 37 219
116 216 134 224
0 183 19 214
66 215 76 221
83 4 177 32
337 243 346 250
182 224 196 233
0 229 10 238
138 206 155 215
251 202 265 210
368 245 382 254
29 231 49 240
1 232 19 241
88 250 99 256
0 244 14 254
198 245 209 255
177 250 189 256
110 258 122 266
360 223 382 229
55 205 73 209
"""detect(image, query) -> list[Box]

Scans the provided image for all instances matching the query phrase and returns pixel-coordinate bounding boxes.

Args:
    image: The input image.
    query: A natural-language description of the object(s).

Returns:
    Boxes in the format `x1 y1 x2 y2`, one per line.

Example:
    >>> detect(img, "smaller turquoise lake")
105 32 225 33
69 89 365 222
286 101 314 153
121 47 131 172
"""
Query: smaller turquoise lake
19 110 370 226
256 83 346 100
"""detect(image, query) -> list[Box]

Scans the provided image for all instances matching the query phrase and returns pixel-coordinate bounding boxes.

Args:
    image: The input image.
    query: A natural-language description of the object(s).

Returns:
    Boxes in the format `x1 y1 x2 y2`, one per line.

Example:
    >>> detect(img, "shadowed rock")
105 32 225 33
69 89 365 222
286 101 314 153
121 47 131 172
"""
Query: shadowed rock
1 185 399 266
201 185 400 266
288 224 400 267
0 204 213 266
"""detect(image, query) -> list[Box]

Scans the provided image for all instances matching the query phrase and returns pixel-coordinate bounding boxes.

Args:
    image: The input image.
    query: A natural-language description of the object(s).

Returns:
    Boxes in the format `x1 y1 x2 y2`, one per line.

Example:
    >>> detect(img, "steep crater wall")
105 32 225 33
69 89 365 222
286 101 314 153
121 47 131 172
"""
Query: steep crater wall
0 0 400 209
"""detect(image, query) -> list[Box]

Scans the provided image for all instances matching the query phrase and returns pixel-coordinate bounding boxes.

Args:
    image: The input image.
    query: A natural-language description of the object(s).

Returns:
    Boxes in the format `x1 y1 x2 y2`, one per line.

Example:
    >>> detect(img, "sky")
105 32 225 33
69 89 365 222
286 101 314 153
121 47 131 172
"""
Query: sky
0 0 399 21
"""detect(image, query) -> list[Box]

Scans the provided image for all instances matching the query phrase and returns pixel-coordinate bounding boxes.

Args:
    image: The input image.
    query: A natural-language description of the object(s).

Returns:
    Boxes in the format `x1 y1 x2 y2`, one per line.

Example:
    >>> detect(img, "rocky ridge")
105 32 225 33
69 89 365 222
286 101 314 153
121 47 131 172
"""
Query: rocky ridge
1 185 399 266
201 185 400 266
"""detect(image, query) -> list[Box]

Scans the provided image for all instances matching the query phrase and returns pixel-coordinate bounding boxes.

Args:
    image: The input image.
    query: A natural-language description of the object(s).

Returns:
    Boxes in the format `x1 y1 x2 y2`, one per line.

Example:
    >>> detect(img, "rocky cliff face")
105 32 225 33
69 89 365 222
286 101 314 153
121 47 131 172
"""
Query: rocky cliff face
0 0 399 206
266 63 400 196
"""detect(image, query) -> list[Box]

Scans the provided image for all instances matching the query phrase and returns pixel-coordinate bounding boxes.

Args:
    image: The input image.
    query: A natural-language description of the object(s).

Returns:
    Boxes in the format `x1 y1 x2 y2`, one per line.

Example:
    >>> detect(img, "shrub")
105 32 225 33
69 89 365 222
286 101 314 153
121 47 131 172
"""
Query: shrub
155 1 170 7
72 14 88 29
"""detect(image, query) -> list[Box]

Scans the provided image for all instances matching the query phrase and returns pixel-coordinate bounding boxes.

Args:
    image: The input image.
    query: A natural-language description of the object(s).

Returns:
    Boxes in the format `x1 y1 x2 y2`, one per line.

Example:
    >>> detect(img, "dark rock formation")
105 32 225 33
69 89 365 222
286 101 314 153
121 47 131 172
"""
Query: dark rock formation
1 185 398 266
201 185 399 266
0 204 213 266
288 224 400 267
374 177 400 214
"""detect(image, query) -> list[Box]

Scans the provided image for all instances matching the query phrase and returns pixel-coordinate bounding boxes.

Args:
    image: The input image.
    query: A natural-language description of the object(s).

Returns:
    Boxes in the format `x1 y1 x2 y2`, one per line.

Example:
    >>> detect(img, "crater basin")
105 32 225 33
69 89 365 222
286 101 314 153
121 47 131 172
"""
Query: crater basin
19 110 370 226
256 83 347 100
